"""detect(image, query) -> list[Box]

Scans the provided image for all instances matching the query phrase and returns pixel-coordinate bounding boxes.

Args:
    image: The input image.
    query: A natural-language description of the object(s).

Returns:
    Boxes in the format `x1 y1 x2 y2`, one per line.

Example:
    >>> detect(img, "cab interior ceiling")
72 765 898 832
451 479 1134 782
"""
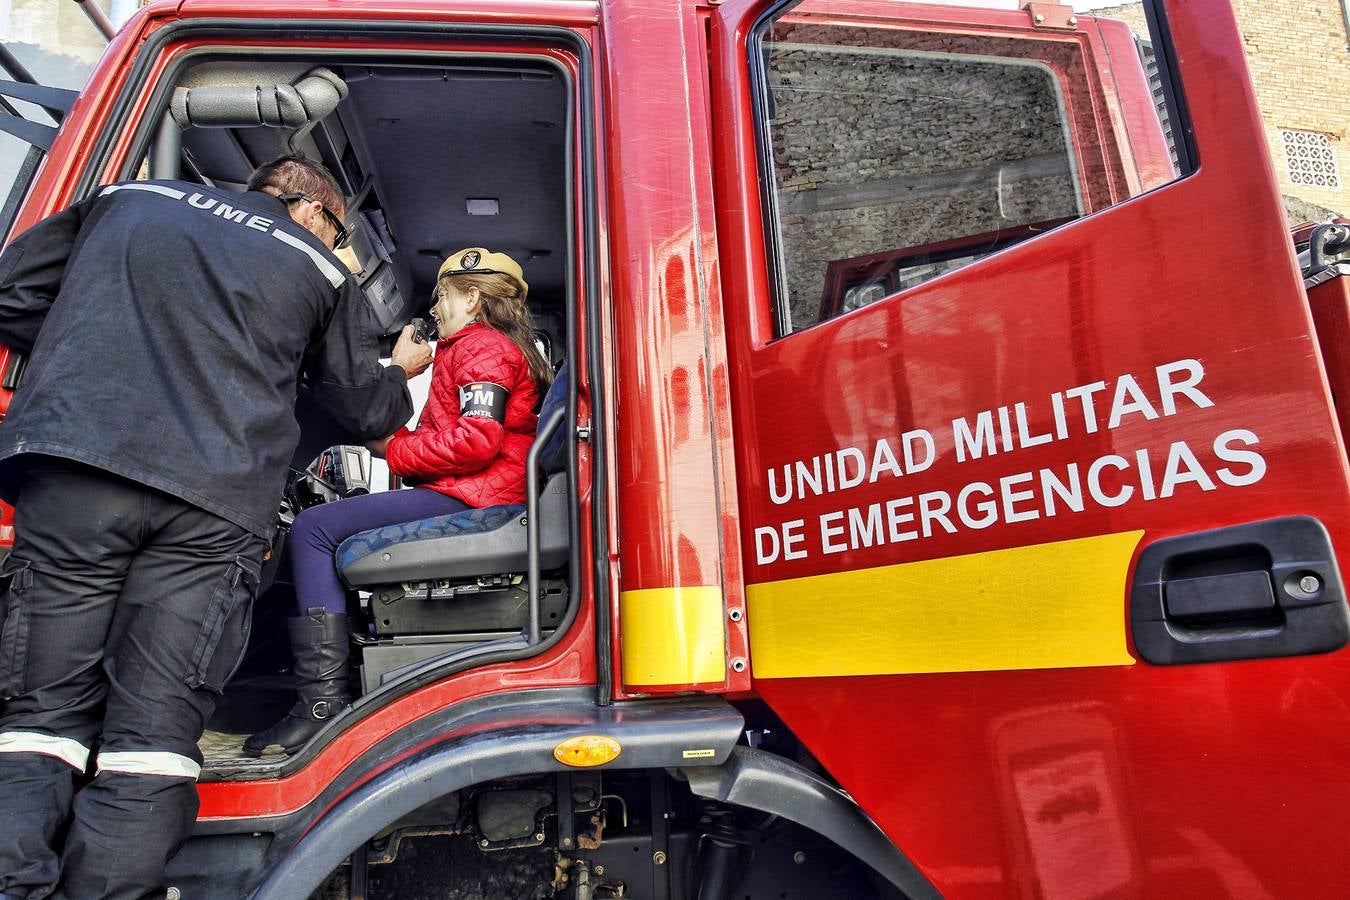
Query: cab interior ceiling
172 59 569 325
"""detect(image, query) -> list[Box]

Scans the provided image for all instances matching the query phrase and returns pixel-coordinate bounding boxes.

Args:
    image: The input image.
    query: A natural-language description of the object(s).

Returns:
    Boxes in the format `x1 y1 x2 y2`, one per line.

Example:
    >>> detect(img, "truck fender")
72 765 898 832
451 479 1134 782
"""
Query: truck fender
682 746 941 900
248 695 744 899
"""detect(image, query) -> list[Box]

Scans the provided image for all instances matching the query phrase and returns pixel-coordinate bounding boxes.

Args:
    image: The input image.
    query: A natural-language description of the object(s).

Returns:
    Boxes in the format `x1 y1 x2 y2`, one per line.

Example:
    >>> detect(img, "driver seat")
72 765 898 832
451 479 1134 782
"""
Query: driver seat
335 365 570 688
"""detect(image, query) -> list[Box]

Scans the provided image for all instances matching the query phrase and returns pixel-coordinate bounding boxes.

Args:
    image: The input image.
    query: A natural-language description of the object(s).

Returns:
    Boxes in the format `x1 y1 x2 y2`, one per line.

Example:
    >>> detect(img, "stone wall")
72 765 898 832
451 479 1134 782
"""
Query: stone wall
766 25 1079 328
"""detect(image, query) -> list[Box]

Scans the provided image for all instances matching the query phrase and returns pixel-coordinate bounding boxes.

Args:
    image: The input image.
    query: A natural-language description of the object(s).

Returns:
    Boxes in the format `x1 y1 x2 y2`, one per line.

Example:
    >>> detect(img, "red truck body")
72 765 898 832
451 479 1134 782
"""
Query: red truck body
2 0 1349 896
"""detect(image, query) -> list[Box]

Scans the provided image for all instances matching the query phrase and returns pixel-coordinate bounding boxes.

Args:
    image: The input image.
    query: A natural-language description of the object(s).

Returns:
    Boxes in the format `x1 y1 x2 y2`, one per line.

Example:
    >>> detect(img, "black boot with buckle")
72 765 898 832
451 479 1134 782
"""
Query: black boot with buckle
243 609 351 757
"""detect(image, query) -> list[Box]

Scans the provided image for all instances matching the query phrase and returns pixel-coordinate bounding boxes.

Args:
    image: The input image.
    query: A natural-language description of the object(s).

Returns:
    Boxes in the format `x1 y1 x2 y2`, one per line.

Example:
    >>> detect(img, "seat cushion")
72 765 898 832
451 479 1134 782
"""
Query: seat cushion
338 503 526 585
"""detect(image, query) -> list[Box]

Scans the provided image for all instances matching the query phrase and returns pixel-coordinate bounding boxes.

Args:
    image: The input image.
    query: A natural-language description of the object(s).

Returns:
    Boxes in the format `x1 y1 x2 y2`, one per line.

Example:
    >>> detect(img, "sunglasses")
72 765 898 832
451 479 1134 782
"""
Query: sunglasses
277 192 351 250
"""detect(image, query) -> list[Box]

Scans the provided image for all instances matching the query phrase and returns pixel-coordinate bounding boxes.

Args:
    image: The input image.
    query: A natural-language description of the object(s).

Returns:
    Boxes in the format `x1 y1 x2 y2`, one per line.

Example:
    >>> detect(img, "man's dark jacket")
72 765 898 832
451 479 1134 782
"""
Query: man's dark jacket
0 180 412 537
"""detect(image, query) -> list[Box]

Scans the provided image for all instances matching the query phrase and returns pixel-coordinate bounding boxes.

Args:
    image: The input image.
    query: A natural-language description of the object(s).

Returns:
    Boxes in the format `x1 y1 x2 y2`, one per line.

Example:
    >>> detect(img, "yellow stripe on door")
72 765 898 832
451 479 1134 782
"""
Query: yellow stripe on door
620 586 727 686
746 531 1143 678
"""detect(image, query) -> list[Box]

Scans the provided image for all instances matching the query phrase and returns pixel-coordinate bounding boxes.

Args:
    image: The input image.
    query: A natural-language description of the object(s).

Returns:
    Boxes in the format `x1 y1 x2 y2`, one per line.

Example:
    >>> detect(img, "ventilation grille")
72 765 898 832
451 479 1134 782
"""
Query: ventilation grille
1282 129 1341 189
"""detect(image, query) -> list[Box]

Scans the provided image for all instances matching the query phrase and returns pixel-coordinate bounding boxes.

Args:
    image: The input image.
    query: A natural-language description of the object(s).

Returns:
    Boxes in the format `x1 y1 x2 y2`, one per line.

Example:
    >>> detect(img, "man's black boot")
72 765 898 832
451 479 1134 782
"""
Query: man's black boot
243 609 350 757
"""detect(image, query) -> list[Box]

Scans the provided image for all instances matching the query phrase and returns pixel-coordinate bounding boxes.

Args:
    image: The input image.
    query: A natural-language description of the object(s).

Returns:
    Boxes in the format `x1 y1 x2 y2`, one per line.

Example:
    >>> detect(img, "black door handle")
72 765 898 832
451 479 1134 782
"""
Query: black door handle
1130 516 1350 665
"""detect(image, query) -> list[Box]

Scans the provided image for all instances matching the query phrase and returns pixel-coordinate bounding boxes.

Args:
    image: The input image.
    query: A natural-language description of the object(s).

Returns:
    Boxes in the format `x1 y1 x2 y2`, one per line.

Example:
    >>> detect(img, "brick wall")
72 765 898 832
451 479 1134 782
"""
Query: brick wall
1095 0 1350 218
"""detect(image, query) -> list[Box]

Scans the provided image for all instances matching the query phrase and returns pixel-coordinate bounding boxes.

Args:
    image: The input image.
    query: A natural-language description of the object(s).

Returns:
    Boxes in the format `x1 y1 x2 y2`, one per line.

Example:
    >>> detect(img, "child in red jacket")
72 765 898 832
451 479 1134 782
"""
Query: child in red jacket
246 248 552 757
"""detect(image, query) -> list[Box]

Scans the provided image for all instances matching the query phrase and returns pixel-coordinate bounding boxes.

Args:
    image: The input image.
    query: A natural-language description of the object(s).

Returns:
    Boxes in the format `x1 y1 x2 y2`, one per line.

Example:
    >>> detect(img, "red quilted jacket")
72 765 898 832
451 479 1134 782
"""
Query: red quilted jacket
385 323 540 507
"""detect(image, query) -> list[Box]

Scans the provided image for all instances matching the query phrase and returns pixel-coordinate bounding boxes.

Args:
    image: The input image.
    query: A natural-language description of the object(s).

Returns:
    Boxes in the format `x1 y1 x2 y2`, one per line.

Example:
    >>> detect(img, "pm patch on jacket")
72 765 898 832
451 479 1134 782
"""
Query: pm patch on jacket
459 382 510 423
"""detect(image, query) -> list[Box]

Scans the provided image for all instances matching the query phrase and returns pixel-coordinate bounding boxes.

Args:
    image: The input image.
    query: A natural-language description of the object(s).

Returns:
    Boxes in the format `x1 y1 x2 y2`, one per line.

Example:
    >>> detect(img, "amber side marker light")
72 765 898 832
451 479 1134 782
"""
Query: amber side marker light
554 735 622 767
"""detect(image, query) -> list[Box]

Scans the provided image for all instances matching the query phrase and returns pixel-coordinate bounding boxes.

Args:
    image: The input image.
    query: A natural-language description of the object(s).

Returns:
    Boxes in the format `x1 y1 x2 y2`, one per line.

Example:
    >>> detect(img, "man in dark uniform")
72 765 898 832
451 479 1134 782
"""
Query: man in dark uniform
0 156 432 899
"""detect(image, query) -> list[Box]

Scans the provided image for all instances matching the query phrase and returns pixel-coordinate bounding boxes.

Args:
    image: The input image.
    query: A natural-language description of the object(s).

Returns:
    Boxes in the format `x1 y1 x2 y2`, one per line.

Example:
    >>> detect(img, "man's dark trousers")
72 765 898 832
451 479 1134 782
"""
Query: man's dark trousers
0 458 265 899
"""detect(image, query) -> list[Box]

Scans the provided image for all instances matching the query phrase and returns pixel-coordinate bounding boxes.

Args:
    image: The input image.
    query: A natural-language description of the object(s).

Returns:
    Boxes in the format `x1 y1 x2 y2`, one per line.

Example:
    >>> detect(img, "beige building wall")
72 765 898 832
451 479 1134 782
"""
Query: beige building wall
1 0 113 76
1231 0 1349 218
1095 0 1350 218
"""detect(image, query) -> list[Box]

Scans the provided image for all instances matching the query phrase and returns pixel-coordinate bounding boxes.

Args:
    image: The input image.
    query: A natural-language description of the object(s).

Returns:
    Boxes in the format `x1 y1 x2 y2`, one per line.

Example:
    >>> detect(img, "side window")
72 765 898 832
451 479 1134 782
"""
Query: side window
0 133 44 241
754 1 1191 335
0 99 60 243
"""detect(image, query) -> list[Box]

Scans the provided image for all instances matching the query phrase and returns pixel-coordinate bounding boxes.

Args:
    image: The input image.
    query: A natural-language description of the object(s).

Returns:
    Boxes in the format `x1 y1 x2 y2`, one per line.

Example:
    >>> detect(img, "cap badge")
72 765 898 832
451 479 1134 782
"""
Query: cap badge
461 250 481 269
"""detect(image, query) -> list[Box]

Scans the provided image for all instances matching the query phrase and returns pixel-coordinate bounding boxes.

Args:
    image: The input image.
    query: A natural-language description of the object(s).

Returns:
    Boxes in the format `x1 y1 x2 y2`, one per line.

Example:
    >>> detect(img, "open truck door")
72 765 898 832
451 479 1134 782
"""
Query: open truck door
711 0 1350 894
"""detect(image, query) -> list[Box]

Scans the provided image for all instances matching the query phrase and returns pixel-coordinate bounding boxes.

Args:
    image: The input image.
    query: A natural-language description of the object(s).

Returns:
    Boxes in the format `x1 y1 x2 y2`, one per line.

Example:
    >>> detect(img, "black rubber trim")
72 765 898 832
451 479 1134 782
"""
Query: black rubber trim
746 3 793 338
248 693 744 899
683 746 941 899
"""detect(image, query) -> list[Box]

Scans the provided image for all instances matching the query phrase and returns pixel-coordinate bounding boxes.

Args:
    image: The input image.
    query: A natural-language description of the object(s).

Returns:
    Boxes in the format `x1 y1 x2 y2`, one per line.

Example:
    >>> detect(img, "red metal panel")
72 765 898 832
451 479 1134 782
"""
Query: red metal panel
599 0 747 694
1085 15 1176 195
710 0 1350 893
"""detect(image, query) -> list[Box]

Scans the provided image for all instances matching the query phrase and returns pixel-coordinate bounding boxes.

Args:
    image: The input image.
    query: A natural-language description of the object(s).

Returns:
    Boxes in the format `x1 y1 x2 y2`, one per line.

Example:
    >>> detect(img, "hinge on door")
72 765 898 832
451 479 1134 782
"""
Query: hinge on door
1022 2 1078 29
576 424 592 441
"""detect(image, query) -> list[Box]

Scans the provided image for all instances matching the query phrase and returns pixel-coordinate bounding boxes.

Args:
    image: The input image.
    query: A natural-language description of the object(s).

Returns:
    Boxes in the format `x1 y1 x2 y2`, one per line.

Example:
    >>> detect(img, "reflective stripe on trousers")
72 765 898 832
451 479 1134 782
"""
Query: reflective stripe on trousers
0 730 90 771
96 751 201 780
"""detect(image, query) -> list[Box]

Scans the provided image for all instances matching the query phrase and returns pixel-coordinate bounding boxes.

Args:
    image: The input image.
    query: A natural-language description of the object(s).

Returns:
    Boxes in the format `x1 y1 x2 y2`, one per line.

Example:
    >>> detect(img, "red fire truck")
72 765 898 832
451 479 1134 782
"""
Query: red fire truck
2 0 1349 896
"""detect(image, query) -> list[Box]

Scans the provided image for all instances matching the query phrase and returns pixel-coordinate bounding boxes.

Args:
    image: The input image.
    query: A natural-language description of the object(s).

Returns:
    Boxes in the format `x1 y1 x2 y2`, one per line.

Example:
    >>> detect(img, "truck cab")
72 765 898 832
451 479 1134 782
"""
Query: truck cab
2 0 1349 896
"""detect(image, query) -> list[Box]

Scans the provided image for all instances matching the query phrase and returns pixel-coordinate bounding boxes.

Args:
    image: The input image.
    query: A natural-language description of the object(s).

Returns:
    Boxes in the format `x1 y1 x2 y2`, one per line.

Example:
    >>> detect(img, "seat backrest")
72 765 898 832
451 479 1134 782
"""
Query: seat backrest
536 362 569 477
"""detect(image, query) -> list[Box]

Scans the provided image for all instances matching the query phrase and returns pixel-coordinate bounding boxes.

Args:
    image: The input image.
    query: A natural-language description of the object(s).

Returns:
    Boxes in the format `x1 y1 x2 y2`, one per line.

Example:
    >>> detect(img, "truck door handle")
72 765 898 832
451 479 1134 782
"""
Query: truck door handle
1130 516 1350 664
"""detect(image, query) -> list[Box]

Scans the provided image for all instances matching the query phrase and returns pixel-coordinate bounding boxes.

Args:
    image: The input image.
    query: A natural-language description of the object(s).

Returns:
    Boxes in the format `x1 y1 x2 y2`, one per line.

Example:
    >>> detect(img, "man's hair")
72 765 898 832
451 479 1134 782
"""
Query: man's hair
246 155 345 217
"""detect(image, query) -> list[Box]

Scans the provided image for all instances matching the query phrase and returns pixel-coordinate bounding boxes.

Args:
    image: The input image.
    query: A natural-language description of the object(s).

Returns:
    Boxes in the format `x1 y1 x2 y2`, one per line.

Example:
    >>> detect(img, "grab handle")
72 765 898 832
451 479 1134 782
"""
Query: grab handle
526 407 566 645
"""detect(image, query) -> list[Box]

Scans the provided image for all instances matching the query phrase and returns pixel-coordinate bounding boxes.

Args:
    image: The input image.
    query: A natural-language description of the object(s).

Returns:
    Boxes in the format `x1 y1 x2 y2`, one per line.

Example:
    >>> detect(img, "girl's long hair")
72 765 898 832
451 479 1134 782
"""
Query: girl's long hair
442 271 554 390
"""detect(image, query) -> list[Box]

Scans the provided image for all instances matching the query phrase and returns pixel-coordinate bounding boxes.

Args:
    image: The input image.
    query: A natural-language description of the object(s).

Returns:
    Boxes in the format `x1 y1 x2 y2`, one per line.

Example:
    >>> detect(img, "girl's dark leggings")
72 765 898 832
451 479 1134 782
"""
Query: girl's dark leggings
289 487 469 614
